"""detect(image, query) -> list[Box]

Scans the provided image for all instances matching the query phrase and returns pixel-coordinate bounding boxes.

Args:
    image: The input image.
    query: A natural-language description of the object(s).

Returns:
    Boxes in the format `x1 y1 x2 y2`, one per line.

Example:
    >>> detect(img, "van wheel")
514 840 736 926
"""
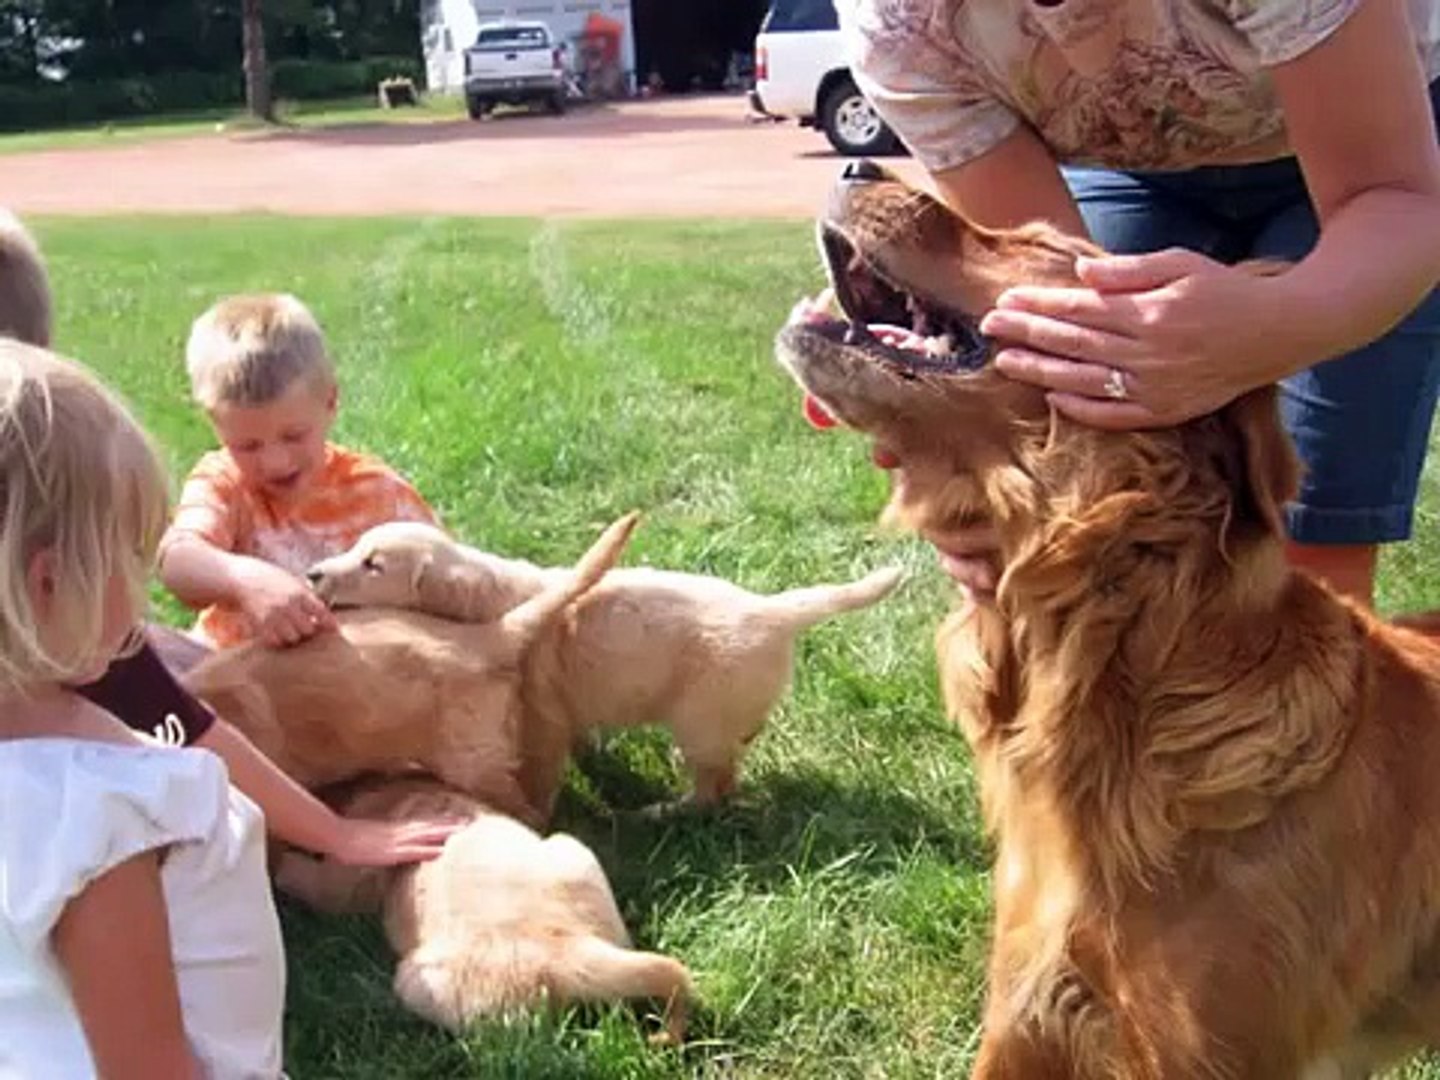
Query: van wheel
819 77 897 157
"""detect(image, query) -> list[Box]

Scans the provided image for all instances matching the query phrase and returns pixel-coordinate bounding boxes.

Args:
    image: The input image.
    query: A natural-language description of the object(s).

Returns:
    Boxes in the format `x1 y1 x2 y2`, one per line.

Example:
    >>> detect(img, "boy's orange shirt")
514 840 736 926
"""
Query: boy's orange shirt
165 442 439 648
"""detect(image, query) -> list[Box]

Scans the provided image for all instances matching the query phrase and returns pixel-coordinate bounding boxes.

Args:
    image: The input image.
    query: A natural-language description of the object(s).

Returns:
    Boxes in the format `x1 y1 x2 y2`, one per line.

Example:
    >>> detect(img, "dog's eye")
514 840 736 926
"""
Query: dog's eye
361 554 383 575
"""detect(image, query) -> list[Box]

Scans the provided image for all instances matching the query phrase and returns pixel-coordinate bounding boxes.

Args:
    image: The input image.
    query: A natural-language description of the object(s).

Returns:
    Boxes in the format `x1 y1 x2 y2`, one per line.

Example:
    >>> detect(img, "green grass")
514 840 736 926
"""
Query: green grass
33 216 1440 1078
0 94 466 155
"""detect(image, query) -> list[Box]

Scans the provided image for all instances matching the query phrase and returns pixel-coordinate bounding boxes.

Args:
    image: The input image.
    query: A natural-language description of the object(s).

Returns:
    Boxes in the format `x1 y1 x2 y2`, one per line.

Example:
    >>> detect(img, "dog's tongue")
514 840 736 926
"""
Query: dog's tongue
803 393 839 430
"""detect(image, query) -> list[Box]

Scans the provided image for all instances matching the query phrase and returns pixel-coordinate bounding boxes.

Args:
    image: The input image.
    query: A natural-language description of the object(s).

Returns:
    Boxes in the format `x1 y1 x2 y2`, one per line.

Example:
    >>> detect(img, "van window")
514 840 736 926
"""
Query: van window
761 0 840 33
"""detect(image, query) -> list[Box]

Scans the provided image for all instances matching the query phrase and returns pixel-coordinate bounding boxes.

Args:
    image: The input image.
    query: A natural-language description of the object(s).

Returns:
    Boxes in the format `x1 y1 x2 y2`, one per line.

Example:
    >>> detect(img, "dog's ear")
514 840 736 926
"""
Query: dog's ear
1218 387 1300 539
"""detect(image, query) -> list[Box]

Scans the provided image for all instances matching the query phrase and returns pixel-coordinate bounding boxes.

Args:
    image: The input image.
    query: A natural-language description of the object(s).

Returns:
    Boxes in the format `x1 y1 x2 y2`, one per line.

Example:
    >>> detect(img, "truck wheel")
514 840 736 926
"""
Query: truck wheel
819 77 897 157
466 96 489 120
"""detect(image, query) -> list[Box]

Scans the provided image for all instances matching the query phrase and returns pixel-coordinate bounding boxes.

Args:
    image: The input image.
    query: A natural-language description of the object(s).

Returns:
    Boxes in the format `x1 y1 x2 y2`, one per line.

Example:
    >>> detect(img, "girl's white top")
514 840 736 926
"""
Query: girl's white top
0 739 285 1079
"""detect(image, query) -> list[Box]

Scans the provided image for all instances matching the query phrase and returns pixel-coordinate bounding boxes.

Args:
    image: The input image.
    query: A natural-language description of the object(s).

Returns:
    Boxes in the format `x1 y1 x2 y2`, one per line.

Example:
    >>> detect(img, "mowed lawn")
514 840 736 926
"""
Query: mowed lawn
34 216 1440 1079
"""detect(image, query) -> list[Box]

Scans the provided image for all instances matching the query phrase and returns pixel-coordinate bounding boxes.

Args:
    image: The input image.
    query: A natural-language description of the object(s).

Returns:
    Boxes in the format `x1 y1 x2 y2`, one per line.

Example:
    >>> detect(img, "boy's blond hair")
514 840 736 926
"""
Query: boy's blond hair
0 340 169 693
185 293 335 409
0 210 53 349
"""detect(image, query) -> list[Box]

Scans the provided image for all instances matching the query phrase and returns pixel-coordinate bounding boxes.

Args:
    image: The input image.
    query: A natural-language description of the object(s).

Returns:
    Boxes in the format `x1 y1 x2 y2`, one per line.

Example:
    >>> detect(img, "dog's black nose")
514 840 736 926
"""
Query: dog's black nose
841 158 886 184
305 569 324 587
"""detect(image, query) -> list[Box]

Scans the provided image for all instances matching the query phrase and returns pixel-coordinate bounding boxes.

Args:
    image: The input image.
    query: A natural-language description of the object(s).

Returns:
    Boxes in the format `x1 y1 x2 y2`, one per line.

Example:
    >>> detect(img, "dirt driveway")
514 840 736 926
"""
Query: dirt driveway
0 94 930 218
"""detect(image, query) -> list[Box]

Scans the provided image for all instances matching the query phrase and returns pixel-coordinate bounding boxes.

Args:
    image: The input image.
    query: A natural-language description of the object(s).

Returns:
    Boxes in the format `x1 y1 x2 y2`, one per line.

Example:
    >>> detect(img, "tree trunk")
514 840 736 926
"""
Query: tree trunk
241 0 273 122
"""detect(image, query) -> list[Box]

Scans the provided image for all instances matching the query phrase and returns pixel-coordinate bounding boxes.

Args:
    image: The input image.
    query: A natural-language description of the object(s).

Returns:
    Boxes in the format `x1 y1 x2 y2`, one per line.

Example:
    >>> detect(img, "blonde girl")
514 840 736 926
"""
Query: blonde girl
0 340 285 1078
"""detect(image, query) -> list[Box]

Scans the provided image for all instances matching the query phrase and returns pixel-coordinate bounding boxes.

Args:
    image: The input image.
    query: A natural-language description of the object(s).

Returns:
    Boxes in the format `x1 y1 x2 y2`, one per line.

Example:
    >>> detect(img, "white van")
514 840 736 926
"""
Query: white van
750 0 899 157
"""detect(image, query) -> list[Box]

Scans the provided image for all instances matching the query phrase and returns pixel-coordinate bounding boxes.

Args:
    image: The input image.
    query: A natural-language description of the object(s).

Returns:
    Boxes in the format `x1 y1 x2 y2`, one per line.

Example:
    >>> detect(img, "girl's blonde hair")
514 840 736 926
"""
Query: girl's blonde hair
0 340 169 693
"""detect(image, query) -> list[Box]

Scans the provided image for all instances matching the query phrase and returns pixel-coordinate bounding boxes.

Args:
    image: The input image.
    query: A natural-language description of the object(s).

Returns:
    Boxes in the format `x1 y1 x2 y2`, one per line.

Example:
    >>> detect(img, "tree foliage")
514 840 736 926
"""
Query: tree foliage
0 1 421 84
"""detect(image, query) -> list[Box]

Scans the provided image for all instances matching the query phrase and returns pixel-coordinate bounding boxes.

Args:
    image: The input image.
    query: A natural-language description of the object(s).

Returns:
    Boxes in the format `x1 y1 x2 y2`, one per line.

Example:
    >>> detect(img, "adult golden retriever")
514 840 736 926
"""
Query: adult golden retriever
776 161 1440 1079
274 775 692 1041
304 521 901 816
182 514 638 828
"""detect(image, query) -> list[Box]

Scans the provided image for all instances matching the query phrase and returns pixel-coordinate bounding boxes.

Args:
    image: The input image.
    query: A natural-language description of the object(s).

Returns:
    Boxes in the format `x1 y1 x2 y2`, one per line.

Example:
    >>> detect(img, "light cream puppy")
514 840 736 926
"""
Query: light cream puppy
306 521 903 816
184 514 638 827
277 775 692 1042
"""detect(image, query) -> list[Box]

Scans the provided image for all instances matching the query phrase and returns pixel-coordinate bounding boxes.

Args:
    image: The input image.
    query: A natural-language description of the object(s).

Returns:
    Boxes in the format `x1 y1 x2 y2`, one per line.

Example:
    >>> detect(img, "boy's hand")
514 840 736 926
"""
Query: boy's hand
237 561 338 648
326 815 465 866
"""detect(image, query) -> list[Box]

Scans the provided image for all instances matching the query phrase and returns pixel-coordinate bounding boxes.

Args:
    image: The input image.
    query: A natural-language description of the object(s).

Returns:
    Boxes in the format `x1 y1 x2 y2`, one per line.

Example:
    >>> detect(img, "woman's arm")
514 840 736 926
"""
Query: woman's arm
1266 0 1440 362
929 124 1090 236
53 851 202 1080
977 0 1440 427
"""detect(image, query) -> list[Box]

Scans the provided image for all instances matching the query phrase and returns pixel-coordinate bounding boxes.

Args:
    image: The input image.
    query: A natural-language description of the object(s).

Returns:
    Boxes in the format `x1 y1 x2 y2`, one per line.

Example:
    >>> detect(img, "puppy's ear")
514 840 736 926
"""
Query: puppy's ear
1219 387 1299 539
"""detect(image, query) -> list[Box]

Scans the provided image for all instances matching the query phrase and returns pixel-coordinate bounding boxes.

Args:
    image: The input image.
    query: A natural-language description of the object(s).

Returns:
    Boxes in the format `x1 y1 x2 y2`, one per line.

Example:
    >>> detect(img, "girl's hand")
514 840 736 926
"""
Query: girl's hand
980 249 1297 429
325 815 464 867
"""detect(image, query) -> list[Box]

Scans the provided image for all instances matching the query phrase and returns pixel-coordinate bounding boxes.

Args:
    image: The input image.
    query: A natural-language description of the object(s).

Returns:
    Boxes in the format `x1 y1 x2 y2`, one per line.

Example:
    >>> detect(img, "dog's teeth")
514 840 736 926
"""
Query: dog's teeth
844 325 862 345
934 333 954 355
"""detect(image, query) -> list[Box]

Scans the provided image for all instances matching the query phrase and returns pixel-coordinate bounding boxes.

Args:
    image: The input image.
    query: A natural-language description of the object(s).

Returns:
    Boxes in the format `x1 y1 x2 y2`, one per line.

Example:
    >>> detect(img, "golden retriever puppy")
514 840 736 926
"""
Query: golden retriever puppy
775 161 1440 1078
274 775 692 1042
304 521 902 816
183 514 638 827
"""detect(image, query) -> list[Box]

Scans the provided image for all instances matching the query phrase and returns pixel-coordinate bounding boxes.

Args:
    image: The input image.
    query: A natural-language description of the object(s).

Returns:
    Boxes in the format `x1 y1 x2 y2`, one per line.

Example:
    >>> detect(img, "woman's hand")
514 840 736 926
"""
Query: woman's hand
979 249 1297 429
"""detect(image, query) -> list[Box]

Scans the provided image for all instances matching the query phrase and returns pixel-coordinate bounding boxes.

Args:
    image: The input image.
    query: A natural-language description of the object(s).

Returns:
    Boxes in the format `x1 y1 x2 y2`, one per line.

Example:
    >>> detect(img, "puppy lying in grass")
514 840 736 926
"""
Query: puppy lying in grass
305 520 903 818
276 774 692 1042
184 514 639 827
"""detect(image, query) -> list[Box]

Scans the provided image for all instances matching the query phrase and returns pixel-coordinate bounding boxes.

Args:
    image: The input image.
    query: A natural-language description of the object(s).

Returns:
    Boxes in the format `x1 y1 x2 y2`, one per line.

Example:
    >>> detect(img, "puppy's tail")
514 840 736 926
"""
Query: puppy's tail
393 936 693 1043
498 512 639 651
549 936 694 1045
761 565 904 630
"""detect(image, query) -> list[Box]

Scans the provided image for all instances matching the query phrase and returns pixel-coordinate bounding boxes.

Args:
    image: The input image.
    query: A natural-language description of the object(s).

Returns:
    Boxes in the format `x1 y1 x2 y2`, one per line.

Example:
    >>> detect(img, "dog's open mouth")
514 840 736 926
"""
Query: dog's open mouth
787 224 990 428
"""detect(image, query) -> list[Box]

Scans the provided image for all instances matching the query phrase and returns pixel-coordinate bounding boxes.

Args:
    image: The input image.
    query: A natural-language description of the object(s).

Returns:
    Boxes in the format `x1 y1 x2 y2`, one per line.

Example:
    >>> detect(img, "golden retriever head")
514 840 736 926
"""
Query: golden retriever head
307 522 510 621
775 162 1298 603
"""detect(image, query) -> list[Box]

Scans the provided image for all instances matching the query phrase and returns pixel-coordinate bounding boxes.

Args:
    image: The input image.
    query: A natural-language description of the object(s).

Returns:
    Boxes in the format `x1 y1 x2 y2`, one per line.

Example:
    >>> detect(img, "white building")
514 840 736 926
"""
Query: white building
421 0 636 94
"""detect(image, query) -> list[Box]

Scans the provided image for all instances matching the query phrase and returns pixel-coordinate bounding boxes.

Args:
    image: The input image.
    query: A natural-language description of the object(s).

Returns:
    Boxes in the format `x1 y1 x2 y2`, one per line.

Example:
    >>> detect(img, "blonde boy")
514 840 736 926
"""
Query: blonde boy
161 294 439 649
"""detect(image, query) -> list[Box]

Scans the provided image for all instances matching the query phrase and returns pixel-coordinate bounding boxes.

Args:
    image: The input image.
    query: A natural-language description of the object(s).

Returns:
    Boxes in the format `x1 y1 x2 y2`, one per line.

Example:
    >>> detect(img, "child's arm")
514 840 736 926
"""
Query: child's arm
196 718 460 865
76 642 460 864
161 458 335 648
53 850 203 1080
160 533 335 648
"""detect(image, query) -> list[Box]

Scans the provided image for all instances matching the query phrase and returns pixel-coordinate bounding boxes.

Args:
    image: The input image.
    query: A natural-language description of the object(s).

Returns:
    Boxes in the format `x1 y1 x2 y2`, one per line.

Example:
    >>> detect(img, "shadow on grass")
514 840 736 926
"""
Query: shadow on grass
555 737 987 907
279 728 985 1075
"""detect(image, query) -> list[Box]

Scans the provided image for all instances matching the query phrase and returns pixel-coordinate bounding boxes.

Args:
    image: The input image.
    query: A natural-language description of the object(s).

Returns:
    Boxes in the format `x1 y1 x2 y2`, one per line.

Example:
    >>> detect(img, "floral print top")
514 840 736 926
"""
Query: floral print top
842 0 1440 172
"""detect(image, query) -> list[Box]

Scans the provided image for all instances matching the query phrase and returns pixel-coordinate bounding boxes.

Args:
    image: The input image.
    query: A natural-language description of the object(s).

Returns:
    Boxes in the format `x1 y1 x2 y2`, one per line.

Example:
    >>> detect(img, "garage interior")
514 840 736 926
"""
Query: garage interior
631 0 769 92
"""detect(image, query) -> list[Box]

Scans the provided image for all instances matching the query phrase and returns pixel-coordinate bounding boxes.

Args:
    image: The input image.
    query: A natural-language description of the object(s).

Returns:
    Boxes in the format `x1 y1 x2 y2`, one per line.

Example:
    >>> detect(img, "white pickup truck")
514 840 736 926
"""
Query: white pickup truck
464 20 567 119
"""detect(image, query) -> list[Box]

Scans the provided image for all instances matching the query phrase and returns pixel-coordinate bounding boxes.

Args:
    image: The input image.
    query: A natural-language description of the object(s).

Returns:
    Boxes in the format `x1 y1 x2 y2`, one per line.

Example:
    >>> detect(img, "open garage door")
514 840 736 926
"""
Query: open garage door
632 0 767 92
